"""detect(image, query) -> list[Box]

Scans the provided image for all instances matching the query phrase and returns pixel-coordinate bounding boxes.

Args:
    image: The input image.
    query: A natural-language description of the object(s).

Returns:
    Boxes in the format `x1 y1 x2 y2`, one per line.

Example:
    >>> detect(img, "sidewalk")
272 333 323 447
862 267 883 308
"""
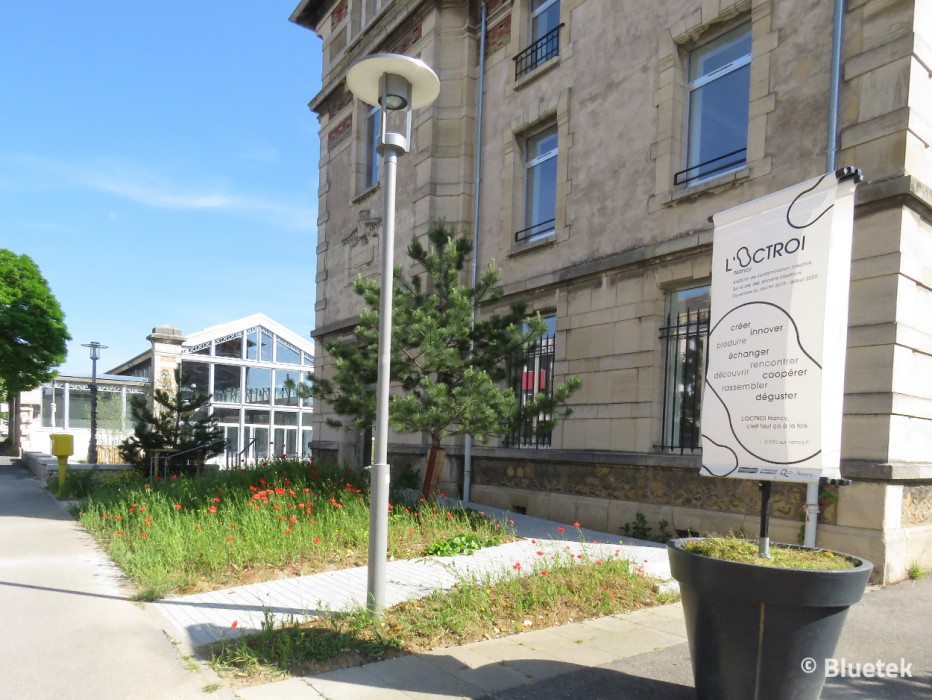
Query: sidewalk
3 456 931 699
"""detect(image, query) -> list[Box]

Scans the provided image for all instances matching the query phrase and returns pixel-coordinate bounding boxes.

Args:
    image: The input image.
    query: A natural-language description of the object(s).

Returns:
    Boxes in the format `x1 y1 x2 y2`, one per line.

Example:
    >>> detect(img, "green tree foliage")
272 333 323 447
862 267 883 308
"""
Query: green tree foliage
303 220 580 469
0 250 69 398
119 368 223 475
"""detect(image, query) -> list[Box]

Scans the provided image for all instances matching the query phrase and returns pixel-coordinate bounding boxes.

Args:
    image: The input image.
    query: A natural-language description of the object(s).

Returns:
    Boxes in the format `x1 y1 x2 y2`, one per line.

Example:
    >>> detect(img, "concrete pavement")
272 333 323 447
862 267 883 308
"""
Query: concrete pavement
3 456 931 699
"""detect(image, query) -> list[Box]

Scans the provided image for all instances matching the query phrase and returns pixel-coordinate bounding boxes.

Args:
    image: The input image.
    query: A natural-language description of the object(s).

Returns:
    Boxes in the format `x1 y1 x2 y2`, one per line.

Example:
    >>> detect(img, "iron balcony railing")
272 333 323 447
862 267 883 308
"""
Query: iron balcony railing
673 147 747 186
658 307 710 452
514 24 563 79
515 218 556 243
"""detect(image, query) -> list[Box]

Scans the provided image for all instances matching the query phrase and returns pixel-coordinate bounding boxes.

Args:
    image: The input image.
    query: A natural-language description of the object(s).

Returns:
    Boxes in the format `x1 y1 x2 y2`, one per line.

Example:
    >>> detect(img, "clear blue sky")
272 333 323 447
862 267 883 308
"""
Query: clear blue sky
0 2 322 376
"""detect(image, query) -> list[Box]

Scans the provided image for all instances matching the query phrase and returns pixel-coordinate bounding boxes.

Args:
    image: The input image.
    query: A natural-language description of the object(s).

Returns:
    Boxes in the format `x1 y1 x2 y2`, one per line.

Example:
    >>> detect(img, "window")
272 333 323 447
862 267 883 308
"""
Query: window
361 0 386 27
245 366 272 404
659 286 710 451
517 125 558 242
215 333 244 359
676 24 751 186
506 314 557 448
364 105 380 189
515 0 561 79
214 365 242 403
274 369 302 407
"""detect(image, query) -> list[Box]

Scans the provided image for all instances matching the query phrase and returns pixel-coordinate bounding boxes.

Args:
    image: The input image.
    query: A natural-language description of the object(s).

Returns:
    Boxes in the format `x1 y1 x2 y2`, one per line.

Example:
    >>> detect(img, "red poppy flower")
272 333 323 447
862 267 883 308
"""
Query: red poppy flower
556 527 565 533
572 521 581 527
231 620 238 630
313 537 320 544
140 532 148 539
513 562 522 570
209 506 217 514
226 536 235 542
174 504 182 510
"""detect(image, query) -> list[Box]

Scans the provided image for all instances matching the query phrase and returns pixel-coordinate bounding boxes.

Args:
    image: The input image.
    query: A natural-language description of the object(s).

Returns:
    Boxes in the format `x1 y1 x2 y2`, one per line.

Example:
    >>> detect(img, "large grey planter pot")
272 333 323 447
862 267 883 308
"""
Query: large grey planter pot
667 537 872 700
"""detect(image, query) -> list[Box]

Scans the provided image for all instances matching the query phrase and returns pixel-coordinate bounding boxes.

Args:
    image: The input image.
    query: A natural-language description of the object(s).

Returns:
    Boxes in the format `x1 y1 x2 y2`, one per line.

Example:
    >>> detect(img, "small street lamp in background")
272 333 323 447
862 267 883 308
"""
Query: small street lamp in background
82 341 107 464
346 53 440 615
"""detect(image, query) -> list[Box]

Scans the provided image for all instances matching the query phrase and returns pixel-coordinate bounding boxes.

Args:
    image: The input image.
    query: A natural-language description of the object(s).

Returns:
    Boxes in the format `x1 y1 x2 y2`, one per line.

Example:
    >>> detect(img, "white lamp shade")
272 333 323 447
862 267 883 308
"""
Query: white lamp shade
346 53 440 110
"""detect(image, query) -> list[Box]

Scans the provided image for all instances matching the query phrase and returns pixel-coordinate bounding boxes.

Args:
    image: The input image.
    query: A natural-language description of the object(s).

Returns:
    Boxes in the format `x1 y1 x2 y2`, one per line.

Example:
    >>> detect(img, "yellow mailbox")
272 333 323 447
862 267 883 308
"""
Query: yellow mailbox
50 433 74 457
49 433 74 489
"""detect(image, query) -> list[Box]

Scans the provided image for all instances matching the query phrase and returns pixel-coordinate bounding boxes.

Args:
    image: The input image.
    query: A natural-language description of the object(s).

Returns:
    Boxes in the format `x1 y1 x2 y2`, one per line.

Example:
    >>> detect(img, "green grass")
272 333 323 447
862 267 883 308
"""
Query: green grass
682 536 858 570
907 562 927 580
74 458 511 598
208 546 672 682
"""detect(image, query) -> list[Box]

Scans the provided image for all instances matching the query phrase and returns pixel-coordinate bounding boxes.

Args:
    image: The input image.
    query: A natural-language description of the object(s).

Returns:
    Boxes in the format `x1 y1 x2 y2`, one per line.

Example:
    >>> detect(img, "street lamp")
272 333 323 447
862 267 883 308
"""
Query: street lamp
346 53 440 615
82 341 108 465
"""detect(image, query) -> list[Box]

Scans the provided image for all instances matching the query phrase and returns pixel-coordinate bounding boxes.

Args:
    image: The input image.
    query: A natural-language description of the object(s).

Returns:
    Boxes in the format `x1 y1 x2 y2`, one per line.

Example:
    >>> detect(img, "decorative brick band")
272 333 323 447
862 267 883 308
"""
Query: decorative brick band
327 115 352 150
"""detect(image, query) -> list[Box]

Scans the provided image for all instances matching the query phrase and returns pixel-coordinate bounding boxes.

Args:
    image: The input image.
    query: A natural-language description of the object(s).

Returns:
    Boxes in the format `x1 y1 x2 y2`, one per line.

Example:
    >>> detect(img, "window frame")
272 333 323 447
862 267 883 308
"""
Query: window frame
678 22 752 186
364 104 381 190
506 313 557 448
518 123 558 243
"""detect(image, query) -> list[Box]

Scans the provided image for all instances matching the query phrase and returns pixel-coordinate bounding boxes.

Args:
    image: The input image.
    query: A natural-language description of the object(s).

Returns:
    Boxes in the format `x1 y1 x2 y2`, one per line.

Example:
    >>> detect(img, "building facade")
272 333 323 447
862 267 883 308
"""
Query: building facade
291 0 932 582
21 313 315 465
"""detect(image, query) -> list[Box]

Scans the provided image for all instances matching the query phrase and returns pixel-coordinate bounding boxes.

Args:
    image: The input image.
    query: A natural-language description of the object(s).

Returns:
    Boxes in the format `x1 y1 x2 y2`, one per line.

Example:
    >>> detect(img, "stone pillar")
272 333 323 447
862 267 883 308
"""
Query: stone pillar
147 325 185 410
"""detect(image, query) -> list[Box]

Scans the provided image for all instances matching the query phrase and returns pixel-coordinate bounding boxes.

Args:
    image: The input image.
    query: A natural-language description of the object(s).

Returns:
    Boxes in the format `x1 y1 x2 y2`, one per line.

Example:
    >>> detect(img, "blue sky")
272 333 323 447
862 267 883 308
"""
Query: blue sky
0 2 322 375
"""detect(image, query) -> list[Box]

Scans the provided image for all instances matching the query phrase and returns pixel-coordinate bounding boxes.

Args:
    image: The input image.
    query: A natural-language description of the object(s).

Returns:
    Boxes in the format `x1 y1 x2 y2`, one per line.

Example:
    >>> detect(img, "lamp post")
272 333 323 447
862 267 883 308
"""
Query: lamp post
346 53 440 615
82 341 107 465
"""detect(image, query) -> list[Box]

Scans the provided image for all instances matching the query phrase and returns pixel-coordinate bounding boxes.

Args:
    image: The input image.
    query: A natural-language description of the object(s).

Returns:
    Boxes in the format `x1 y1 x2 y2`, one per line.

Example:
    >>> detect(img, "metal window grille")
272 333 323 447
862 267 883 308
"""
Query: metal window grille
505 332 556 448
659 307 709 452
514 24 563 79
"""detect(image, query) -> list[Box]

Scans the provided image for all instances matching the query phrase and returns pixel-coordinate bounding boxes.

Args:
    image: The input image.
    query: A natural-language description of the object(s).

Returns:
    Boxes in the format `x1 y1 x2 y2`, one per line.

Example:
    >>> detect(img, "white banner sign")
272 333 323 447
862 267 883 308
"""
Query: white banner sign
701 171 860 482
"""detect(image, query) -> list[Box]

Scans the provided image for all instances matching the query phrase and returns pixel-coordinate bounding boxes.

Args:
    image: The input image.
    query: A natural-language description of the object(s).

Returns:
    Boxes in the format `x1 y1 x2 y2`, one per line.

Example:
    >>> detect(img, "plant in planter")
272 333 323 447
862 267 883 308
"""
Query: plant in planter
667 482 872 700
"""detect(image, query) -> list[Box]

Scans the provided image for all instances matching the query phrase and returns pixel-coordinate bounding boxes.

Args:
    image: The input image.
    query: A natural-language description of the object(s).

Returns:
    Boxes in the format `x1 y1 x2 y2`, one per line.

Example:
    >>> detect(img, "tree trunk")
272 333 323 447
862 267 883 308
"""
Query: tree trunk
420 444 446 501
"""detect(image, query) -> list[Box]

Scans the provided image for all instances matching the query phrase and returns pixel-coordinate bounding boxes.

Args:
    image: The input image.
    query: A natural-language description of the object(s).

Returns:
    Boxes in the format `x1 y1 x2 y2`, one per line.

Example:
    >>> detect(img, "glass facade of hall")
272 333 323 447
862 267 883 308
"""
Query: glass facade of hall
40 381 149 430
180 324 314 464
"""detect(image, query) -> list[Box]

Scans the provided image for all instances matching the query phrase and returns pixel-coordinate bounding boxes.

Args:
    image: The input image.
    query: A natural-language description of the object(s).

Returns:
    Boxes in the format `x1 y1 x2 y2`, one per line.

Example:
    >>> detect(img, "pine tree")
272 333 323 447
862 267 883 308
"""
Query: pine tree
303 220 580 495
119 368 224 475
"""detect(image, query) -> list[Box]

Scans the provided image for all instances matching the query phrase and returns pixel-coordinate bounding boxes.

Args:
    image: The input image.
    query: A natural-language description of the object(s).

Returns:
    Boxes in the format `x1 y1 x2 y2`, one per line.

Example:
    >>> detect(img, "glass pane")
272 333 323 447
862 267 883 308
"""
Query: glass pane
274 411 299 426
525 156 557 231
274 370 301 406
687 65 750 173
212 407 240 423
245 410 270 425
254 427 269 459
303 352 313 366
528 127 557 161
97 391 123 430
275 338 301 365
214 365 242 403
260 331 273 362
286 429 297 457
69 387 92 429
41 386 65 428
245 367 272 404
215 334 243 359
531 0 560 40
366 107 381 188
689 24 751 82
302 428 314 457
246 329 260 360
190 344 210 356
224 426 239 457
180 361 210 396
669 286 710 322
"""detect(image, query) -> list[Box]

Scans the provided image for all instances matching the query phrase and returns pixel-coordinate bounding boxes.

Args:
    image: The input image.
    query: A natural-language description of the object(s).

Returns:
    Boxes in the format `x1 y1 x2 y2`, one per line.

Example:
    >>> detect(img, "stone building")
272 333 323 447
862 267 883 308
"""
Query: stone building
290 0 932 582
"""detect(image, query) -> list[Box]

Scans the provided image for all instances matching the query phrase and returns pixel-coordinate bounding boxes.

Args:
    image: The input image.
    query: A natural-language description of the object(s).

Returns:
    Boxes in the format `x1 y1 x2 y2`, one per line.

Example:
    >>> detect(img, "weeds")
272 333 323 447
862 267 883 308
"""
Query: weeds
907 562 926 580
620 512 672 543
75 459 513 597
208 545 669 681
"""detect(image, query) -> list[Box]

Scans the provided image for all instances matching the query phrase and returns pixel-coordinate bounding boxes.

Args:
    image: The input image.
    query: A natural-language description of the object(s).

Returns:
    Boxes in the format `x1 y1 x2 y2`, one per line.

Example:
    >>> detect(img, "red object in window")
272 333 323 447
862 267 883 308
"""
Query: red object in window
521 370 546 390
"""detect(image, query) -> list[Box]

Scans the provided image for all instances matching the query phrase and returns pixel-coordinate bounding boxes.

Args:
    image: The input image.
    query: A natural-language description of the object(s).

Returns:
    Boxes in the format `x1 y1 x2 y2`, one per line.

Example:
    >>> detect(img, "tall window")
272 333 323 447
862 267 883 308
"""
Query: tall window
365 105 381 189
506 314 557 448
677 23 751 185
518 124 558 242
516 0 561 78
659 286 710 451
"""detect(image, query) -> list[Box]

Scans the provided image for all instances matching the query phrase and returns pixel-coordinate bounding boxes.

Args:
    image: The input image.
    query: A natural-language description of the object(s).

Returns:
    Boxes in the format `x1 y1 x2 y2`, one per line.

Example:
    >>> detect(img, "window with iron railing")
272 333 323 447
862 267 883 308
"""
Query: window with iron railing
659 287 710 452
506 316 557 448
515 0 562 79
674 23 751 187
518 124 557 242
